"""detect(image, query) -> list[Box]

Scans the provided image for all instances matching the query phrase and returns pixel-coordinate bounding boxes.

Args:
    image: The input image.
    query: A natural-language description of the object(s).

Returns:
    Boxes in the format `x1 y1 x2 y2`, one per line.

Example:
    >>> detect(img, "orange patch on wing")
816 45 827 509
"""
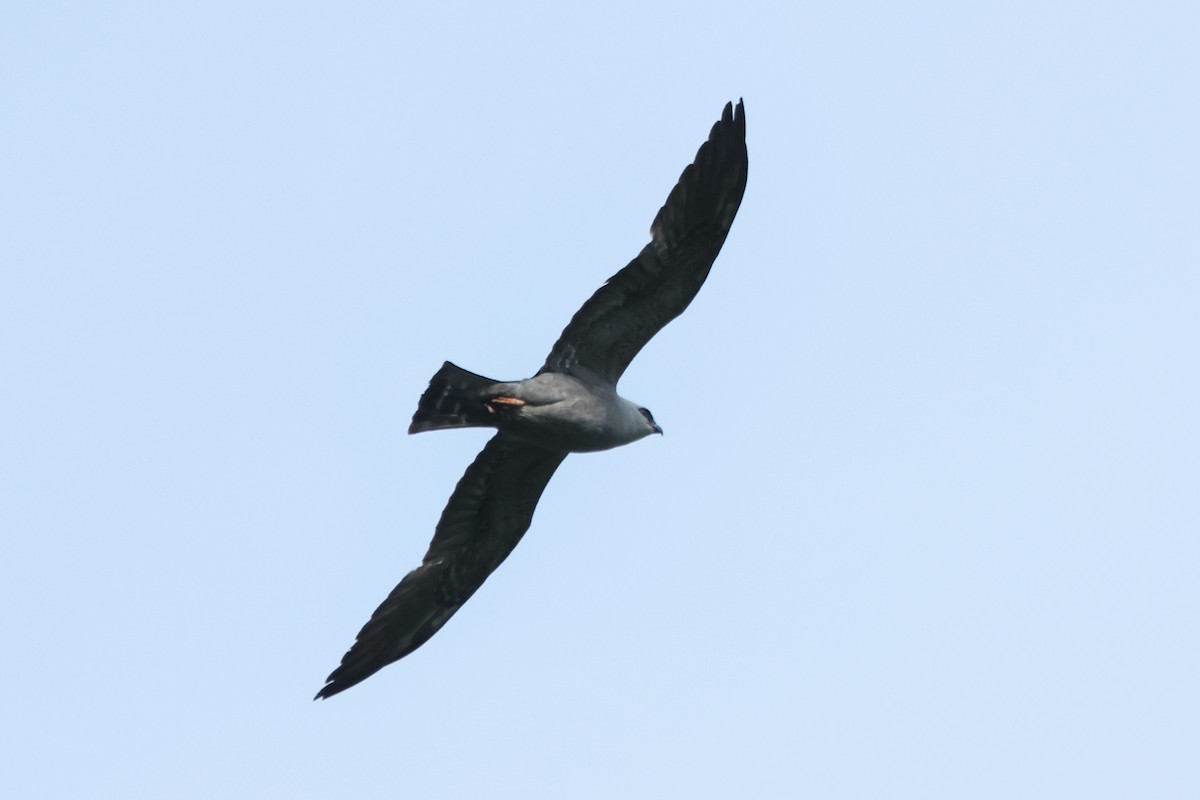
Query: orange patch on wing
489 396 525 407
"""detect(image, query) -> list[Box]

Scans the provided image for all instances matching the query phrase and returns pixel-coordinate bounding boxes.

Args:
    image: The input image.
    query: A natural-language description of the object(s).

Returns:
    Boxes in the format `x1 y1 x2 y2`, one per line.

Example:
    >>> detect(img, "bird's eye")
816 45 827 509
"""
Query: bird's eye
639 408 655 423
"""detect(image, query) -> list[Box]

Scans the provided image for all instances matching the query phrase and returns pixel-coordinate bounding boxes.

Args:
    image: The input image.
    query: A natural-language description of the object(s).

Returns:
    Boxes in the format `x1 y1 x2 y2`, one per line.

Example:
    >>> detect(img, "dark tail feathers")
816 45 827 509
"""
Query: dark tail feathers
409 361 499 434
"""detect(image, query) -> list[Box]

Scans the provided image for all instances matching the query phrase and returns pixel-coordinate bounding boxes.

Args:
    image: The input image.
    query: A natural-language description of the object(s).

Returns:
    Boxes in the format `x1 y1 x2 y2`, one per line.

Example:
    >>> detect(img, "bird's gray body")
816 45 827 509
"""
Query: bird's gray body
317 100 748 699
424 366 658 453
496 371 657 453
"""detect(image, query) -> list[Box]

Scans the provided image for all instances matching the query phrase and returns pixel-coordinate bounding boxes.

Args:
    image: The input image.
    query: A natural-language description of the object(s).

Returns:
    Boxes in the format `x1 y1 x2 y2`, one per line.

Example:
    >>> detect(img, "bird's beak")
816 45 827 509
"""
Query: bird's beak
653 423 663 436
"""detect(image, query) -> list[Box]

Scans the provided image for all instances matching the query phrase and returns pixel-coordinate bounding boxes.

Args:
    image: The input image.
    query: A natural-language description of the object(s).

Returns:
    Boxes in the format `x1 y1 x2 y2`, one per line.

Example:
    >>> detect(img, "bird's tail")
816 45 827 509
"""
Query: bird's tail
409 361 499 434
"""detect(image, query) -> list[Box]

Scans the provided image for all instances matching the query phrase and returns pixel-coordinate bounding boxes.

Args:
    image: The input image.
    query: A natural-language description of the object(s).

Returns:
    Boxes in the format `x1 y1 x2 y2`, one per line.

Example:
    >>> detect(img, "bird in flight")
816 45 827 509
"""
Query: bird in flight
316 100 748 699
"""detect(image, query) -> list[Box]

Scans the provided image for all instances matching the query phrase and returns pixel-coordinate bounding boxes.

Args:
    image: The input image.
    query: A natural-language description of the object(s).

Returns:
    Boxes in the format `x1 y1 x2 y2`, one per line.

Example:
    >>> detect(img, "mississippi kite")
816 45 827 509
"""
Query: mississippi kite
317 100 748 699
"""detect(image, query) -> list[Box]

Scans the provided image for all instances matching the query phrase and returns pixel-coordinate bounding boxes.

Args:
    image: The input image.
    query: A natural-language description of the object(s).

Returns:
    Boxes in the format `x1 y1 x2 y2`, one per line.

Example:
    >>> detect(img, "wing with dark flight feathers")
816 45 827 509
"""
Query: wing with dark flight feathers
540 100 748 384
315 434 567 699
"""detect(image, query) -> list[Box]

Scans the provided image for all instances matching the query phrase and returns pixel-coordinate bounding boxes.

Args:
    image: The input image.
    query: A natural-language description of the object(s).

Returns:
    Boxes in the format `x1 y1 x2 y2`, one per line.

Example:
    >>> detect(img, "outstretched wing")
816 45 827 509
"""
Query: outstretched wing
316 434 567 699
540 100 748 384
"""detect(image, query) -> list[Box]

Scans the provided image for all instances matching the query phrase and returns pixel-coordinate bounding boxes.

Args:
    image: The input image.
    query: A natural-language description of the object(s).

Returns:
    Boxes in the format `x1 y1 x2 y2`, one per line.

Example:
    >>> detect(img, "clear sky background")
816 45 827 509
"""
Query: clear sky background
2 2 1197 797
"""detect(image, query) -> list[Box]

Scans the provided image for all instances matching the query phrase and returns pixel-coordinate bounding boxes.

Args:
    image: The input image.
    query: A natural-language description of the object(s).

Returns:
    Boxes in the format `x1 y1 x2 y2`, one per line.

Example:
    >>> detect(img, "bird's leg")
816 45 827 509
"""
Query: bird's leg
486 396 526 415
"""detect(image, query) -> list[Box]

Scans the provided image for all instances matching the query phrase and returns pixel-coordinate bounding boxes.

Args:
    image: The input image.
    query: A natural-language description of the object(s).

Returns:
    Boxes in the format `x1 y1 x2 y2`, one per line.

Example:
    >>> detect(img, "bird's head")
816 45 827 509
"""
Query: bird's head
638 407 664 436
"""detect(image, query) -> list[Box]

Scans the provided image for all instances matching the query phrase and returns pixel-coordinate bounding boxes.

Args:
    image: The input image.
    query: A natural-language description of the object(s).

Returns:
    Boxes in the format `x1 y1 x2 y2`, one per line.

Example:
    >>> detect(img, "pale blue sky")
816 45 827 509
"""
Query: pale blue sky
2 2 1197 797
